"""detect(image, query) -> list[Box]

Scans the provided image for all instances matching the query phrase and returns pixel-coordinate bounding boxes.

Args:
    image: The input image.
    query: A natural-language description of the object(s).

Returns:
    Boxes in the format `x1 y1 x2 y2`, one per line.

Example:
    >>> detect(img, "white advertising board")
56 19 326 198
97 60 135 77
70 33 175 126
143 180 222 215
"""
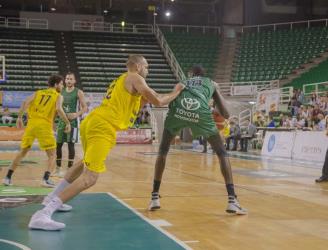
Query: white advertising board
292 131 328 162
261 131 295 158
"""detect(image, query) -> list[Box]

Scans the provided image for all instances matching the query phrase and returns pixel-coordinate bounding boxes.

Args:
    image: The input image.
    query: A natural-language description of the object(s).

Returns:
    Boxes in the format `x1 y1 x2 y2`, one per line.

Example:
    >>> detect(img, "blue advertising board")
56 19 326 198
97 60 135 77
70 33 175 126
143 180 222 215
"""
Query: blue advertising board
2 91 33 108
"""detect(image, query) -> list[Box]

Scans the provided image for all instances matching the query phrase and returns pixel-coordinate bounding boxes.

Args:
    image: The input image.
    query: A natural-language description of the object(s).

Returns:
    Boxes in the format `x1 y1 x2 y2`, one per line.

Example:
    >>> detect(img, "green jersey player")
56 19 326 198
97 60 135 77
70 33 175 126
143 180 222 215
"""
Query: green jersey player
55 72 87 176
148 65 247 215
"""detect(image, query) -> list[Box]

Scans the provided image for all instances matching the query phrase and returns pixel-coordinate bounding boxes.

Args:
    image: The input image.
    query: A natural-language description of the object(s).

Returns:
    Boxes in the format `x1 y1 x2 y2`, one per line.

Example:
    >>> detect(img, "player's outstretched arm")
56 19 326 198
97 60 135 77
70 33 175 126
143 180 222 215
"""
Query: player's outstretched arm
56 95 71 133
133 75 184 106
16 92 36 129
212 88 230 119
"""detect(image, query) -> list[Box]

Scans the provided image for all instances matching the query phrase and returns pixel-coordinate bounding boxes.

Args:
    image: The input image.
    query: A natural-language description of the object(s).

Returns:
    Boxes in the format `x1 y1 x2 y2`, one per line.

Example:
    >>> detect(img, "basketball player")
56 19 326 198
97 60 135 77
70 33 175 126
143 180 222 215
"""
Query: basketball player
28 54 184 230
55 72 87 177
2 75 71 188
148 65 247 215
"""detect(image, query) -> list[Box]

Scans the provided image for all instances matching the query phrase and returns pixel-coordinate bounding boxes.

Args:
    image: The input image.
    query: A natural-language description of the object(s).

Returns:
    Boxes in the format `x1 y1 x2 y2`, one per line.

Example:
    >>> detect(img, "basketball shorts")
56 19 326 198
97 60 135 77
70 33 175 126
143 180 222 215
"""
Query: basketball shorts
21 119 56 151
56 126 79 143
164 113 218 139
80 113 116 173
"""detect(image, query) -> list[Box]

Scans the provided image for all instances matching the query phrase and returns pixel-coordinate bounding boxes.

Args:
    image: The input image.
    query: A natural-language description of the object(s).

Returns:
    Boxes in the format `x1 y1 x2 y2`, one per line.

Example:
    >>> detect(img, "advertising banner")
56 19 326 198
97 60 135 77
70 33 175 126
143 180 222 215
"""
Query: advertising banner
2 91 33 108
231 85 257 96
256 89 280 114
83 92 104 117
0 127 25 141
261 131 295 158
292 131 328 162
116 129 152 144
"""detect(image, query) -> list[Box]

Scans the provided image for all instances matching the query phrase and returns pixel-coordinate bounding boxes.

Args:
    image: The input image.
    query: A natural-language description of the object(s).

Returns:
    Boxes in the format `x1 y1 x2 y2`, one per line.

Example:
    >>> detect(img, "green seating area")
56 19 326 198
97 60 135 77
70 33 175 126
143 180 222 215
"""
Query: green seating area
0 28 59 91
233 27 328 82
162 32 220 78
287 58 328 92
73 32 177 93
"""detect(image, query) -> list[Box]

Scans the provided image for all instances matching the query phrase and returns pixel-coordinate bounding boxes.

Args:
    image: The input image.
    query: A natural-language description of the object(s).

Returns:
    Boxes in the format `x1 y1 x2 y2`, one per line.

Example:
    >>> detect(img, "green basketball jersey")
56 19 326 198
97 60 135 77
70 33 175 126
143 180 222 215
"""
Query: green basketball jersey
58 87 79 128
168 76 215 123
165 76 218 138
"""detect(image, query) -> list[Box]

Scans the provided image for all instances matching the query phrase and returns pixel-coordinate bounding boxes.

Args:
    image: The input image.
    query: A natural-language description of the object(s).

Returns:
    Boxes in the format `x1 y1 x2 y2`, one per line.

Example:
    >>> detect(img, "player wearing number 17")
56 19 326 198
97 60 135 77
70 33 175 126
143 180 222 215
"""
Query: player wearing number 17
2 75 71 188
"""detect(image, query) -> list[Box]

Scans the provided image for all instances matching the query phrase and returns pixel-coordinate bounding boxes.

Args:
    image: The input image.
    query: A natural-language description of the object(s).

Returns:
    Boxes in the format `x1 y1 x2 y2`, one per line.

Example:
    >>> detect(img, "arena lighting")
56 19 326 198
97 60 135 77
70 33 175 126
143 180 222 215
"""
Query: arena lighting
170 0 175 2
165 11 171 17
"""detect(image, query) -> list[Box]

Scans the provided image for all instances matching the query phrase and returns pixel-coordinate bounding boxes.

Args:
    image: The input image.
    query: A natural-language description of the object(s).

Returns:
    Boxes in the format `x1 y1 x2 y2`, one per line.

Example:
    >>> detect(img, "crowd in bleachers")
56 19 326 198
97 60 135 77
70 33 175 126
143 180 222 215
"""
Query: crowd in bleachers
253 89 328 131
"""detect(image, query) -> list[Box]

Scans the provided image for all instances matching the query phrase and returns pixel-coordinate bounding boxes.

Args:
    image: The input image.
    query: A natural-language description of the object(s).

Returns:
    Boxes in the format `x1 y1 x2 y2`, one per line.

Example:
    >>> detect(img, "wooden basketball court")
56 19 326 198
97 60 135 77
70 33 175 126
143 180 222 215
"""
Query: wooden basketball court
0 142 327 250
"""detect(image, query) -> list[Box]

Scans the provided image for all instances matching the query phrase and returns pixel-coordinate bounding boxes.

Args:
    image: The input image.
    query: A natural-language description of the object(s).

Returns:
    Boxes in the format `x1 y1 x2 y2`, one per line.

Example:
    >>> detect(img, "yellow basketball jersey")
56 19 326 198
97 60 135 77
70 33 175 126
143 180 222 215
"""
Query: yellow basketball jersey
93 73 142 130
28 88 60 123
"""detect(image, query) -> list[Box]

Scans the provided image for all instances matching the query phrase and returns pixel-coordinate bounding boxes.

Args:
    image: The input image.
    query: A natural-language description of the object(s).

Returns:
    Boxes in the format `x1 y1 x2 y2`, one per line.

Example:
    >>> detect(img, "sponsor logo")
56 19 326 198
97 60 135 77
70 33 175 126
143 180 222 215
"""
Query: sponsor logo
301 146 322 154
181 98 200 111
175 108 200 123
268 134 275 152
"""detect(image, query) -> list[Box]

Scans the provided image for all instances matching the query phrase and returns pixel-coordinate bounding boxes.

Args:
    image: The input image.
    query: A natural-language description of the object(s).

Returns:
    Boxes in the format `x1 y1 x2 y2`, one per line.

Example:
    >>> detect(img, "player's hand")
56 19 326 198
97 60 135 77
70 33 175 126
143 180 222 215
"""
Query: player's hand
16 117 24 129
64 123 71 133
174 83 185 93
67 113 78 120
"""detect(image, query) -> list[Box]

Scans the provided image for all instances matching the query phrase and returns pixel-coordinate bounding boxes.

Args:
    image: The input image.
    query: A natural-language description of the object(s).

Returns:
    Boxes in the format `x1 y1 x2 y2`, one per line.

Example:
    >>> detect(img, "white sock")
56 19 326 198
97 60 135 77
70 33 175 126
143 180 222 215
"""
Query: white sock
47 179 70 199
42 196 63 217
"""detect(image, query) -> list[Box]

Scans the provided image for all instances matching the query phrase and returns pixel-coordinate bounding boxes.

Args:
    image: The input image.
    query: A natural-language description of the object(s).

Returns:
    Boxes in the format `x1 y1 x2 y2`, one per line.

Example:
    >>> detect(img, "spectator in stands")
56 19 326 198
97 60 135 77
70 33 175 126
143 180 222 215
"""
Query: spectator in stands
226 119 241 151
289 97 301 117
141 109 151 125
267 116 275 128
255 114 265 127
278 114 285 127
1 107 13 125
252 111 261 125
295 115 305 129
315 121 328 183
239 119 257 152
300 105 309 120
312 104 323 123
317 114 326 131
310 93 319 106
297 90 305 104
319 96 328 115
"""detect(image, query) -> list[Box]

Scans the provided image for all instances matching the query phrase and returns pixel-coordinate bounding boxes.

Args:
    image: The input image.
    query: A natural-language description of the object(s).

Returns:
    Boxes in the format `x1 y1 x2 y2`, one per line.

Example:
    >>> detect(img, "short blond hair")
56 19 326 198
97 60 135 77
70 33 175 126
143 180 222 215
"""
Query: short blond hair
126 54 145 68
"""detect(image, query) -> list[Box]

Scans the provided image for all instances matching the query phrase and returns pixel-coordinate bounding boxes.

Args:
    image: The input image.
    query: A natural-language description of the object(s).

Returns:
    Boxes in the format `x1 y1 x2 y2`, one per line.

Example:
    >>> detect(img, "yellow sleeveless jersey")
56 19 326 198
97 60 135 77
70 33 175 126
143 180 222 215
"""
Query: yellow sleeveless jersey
28 88 59 123
92 73 142 130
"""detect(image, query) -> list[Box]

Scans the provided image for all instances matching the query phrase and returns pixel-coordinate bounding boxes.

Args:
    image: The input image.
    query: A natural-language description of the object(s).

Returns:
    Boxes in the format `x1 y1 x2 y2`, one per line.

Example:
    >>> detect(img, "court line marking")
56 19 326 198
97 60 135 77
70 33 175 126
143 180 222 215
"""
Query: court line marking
107 192 192 250
183 241 199 244
0 197 27 203
0 239 31 250
148 219 172 227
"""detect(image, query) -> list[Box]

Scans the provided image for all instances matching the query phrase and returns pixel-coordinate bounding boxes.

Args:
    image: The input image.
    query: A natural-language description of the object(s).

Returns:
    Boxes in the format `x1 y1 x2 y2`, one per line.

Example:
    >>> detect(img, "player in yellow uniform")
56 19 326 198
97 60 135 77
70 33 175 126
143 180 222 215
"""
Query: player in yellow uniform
28 54 184 230
2 75 71 188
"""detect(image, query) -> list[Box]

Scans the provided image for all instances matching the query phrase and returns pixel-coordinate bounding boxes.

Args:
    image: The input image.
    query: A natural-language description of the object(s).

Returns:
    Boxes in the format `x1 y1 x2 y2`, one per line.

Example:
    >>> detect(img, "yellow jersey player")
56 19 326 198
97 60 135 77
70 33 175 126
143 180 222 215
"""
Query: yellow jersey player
28 54 184 230
2 75 71 188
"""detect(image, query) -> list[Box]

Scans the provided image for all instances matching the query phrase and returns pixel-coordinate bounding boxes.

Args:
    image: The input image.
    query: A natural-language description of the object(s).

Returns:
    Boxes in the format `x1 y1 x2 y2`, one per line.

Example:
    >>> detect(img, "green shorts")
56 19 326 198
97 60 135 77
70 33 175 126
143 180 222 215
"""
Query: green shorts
56 126 79 143
164 113 218 139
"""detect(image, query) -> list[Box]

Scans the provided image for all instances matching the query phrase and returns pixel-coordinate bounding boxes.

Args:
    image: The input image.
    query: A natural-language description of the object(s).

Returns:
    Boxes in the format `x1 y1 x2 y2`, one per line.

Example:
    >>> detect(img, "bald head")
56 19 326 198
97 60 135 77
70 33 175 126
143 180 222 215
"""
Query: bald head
126 54 145 68
126 54 149 78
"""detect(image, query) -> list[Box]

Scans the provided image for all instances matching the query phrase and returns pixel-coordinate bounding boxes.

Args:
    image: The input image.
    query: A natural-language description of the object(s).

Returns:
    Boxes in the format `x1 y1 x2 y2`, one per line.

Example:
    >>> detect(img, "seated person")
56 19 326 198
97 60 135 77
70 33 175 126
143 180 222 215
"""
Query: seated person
240 119 257 152
1 107 13 125
226 119 241 151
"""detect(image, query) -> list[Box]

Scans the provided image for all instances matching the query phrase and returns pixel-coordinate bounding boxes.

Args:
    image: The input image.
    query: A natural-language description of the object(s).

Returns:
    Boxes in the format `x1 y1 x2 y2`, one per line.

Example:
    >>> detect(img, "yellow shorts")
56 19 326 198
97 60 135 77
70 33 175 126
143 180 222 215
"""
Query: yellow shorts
80 113 116 173
21 119 56 151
